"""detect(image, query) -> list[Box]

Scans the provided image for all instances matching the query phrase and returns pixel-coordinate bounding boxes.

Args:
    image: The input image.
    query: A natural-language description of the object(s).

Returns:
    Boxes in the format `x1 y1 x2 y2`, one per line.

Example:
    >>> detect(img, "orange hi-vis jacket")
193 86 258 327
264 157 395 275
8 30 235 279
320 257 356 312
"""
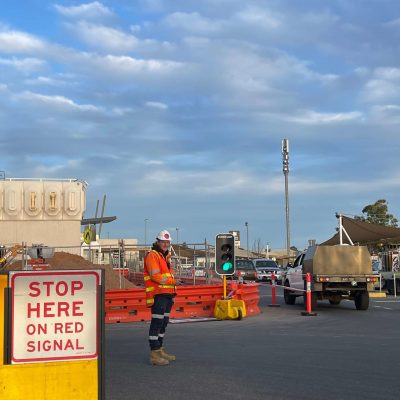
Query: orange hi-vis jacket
144 250 176 307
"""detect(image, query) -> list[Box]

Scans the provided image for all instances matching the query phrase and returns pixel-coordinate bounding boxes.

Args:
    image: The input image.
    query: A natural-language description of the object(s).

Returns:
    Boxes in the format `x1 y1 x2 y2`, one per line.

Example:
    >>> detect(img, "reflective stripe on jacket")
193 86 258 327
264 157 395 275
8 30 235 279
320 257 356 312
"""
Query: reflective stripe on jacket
144 250 176 307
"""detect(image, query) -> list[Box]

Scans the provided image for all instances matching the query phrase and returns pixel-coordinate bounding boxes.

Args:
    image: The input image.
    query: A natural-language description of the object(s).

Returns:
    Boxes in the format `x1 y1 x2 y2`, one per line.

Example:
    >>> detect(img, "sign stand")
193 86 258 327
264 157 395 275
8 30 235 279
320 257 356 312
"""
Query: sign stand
0 269 105 400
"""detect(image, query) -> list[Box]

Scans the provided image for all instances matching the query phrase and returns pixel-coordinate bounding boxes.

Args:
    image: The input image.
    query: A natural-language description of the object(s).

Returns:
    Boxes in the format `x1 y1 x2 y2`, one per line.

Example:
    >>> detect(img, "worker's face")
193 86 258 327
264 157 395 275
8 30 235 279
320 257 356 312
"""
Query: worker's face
158 240 171 252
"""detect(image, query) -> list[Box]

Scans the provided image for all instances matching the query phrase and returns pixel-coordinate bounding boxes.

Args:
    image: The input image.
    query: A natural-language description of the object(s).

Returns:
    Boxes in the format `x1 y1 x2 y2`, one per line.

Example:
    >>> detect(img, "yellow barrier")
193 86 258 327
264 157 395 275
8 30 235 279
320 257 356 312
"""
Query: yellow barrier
0 271 104 400
0 274 7 366
0 360 98 400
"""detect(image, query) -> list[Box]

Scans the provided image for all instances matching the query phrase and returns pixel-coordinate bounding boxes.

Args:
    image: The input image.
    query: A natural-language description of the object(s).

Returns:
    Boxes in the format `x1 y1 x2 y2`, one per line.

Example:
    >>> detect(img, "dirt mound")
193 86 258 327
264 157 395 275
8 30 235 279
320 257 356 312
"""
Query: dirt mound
7 252 137 291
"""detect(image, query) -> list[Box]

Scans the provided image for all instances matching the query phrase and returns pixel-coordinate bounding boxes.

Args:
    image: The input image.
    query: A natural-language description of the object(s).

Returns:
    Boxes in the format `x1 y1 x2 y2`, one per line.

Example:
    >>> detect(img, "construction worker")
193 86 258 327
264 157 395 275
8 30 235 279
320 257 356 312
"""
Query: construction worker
144 230 177 366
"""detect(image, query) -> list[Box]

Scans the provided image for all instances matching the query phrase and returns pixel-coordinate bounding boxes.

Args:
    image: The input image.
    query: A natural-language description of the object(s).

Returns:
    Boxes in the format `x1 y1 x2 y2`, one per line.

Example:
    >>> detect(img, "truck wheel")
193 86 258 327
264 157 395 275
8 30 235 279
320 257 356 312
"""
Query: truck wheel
303 292 317 310
329 295 341 305
354 291 369 310
284 282 296 305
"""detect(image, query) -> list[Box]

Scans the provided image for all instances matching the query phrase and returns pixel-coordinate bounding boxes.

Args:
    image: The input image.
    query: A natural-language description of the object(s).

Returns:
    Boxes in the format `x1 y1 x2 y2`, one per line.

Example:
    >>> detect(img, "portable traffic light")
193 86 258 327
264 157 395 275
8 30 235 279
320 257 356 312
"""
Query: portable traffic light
215 233 235 275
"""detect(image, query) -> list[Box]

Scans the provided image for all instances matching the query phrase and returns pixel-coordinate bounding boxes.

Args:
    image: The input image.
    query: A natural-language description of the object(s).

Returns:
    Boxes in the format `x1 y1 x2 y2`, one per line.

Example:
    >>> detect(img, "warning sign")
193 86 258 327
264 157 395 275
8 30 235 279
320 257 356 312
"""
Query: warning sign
83 227 93 244
9 270 101 364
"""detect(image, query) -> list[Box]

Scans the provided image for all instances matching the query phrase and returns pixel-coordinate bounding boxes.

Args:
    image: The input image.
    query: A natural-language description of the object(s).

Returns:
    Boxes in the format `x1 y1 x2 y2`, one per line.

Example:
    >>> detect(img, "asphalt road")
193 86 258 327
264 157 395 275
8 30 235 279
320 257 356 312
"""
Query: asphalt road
105 285 400 400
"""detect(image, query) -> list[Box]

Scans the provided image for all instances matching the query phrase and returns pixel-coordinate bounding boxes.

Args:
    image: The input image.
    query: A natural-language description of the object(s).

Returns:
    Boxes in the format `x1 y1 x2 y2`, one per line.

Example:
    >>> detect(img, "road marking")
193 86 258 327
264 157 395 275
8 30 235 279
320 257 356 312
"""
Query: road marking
374 300 400 303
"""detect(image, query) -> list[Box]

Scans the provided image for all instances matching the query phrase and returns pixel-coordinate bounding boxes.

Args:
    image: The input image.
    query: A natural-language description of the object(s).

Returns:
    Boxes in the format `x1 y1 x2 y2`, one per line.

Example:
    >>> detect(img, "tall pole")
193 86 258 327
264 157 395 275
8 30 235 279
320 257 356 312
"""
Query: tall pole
98 194 106 239
282 139 291 257
245 222 249 258
176 227 180 261
266 242 270 259
144 218 148 246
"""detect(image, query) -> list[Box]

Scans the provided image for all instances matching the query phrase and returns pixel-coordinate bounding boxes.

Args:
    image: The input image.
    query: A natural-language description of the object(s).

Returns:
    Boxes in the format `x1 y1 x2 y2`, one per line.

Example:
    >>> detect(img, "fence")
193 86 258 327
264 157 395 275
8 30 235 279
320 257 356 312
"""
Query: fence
8 242 221 287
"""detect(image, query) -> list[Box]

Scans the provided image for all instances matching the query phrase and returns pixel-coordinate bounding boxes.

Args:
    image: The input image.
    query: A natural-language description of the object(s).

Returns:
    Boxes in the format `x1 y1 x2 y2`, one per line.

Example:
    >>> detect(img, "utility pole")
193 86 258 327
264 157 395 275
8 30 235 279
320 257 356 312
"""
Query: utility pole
245 222 249 258
144 218 148 246
282 138 291 257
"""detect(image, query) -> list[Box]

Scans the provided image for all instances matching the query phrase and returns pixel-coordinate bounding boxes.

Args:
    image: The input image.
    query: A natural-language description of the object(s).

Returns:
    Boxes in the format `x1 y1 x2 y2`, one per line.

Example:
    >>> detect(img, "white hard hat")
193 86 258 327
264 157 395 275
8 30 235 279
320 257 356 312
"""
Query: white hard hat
156 230 172 242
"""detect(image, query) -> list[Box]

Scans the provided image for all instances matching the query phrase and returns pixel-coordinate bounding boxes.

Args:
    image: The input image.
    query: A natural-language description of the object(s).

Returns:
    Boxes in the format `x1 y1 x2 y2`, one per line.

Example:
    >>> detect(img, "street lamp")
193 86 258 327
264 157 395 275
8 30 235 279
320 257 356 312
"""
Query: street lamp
245 222 249 258
144 218 149 246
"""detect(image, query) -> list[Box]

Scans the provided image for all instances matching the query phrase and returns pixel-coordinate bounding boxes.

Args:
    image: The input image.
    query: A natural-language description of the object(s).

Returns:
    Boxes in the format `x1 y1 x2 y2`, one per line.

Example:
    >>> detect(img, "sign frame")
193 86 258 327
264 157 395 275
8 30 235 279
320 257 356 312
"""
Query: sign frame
8 270 103 364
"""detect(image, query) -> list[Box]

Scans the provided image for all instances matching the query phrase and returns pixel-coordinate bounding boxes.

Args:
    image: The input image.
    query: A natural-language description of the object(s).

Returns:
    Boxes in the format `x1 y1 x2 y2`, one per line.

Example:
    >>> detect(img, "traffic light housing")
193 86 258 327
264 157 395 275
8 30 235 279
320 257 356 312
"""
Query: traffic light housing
215 233 235 275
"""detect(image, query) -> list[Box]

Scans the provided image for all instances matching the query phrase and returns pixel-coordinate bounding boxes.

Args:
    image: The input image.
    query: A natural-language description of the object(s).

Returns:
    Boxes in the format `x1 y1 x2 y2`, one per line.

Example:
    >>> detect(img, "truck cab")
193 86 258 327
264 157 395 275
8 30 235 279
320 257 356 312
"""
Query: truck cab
285 252 305 292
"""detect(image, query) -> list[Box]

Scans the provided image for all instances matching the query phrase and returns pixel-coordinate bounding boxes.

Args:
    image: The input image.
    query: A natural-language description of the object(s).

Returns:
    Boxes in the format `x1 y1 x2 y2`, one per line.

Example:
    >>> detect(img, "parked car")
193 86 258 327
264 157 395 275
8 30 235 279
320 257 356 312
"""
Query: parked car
233 259 257 280
252 259 282 283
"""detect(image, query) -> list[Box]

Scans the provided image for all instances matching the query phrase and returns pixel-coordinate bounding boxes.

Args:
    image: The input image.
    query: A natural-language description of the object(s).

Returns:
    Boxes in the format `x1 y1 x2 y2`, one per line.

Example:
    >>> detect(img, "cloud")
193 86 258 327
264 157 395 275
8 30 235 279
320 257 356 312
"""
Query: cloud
66 21 139 52
287 110 363 124
16 91 100 113
164 12 224 34
24 75 71 86
79 54 184 80
370 104 400 124
362 67 400 103
234 6 281 29
53 2 114 19
384 17 400 28
145 101 168 110
0 29 46 53
0 57 46 72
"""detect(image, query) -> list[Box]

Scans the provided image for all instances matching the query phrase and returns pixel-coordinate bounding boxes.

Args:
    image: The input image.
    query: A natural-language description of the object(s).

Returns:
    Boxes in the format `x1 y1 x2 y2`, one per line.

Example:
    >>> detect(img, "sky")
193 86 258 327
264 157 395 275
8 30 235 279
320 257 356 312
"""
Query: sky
1 0 400 251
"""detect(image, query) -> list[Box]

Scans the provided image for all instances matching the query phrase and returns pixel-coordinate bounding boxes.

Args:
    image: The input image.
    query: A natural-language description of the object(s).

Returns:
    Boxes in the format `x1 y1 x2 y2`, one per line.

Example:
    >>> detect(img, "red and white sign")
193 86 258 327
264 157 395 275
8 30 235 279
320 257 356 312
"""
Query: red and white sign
10 270 101 364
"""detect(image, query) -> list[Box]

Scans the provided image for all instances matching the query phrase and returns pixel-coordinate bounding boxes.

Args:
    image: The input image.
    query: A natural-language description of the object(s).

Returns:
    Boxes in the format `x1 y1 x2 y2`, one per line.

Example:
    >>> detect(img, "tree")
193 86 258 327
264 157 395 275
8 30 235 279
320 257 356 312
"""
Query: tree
355 199 398 227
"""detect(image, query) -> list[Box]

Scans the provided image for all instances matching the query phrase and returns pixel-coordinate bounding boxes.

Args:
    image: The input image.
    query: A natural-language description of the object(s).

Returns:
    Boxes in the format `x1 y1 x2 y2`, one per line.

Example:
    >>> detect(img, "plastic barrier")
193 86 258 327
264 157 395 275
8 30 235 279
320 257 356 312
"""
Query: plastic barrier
226 282 260 317
268 272 280 307
269 273 317 316
128 271 221 286
105 282 260 323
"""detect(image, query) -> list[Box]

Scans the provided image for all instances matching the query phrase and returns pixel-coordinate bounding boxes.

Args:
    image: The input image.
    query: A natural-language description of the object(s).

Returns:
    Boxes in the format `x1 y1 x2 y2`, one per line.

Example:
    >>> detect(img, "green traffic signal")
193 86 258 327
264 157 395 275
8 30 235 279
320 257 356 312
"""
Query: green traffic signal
222 262 233 271
215 233 235 276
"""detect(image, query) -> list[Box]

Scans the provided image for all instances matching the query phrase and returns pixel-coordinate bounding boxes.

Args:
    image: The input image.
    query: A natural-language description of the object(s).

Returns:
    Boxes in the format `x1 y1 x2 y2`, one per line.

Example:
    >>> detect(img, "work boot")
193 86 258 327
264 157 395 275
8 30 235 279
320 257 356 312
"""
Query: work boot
150 349 169 366
160 347 176 361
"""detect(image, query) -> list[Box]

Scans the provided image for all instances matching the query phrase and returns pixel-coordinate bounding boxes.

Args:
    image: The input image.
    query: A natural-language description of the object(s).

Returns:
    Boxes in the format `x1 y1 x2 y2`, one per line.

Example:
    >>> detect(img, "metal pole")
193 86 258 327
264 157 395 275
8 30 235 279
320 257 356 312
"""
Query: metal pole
223 275 227 299
245 222 249 258
144 219 148 246
266 242 270 259
176 227 181 264
282 139 290 257
95 199 99 218
98 194 106 239
118 240 122 289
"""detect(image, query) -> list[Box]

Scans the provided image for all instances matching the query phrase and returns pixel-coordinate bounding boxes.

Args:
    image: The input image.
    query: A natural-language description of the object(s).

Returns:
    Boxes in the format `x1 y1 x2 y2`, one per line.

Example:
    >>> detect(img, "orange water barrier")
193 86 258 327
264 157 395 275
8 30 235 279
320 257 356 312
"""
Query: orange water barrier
105 282 260 323
128 272 220 286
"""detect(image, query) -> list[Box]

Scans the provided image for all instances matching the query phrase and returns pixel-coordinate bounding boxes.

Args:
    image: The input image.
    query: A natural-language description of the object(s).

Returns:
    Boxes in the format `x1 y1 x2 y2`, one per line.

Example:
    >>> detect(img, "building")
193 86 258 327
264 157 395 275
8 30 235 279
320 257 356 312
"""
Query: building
0 178 86 247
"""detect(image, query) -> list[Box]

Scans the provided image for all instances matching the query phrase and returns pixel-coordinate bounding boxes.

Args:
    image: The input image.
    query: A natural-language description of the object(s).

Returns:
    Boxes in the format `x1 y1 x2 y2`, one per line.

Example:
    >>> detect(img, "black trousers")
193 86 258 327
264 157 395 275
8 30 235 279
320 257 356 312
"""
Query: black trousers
149 294 174 350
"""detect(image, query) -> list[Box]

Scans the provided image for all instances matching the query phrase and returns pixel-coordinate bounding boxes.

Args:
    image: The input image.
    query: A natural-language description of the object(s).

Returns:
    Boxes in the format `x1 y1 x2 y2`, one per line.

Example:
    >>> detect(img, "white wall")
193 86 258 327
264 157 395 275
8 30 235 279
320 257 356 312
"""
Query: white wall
0 179 86 246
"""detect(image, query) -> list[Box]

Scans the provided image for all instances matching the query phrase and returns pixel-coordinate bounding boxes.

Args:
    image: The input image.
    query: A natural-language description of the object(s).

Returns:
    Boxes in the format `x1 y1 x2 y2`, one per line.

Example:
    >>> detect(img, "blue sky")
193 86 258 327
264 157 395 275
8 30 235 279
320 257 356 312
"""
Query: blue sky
1 1 400 250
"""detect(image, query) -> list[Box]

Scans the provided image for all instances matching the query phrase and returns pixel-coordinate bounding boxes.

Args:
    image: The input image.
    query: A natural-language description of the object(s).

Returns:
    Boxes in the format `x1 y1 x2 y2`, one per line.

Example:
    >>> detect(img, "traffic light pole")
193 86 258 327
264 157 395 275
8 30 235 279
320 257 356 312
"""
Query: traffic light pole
223 275 227 299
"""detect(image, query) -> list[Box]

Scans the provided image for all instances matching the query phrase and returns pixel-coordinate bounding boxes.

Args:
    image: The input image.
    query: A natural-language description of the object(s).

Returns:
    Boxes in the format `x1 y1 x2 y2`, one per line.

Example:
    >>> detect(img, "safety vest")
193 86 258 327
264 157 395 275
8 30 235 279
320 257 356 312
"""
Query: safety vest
144 250 176 307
